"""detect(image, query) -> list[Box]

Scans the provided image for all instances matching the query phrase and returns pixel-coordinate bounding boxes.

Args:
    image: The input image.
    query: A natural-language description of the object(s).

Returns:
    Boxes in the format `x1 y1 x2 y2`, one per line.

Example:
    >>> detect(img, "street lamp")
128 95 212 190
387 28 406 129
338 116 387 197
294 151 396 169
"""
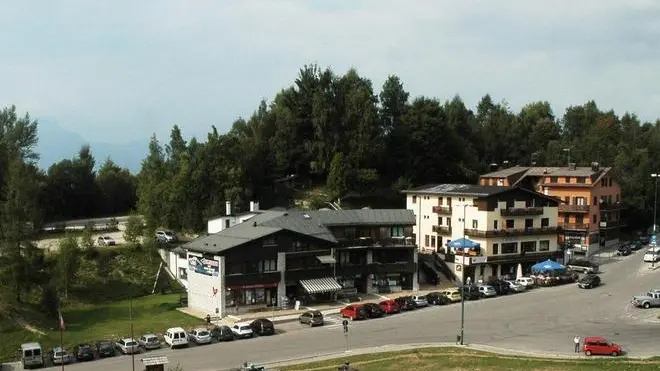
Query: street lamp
651 174 659 269
129 294 135 371
459 204 468 345
562 148 572 166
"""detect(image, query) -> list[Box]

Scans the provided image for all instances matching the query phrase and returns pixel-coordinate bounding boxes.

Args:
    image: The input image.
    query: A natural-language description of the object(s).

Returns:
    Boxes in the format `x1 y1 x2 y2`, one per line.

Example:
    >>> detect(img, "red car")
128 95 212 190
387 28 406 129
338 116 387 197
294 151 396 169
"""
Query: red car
339 305 367 320
379 300 400 314
583 336 622 356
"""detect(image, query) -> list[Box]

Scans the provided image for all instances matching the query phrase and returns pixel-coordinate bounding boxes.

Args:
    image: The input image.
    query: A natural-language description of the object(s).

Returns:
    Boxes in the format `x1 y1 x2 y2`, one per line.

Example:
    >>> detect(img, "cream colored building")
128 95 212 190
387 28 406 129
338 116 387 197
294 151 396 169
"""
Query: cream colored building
403 184 560 283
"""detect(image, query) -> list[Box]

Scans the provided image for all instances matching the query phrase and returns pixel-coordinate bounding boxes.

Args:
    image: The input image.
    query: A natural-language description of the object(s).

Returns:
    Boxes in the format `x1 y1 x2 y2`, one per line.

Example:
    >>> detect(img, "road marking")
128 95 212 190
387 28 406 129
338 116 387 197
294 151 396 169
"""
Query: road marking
376 294 391 300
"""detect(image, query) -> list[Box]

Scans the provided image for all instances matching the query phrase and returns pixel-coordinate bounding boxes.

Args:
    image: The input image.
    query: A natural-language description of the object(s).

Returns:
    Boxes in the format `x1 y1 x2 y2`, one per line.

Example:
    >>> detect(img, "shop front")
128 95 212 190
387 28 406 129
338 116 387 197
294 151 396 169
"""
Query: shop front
372 273 405 293
225 282 279 313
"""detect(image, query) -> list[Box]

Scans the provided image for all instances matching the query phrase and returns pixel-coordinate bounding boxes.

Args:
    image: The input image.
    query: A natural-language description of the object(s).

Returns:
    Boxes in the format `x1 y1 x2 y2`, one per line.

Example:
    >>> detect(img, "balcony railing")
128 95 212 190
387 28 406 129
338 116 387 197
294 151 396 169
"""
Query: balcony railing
558 204 590 213
368 262 417 274
557 223 590 231
225 271 281 286
500 207 544 217
600 202 626 211
336 237 415 248
432 206 453 214
464 227 558 238
432 225 452 235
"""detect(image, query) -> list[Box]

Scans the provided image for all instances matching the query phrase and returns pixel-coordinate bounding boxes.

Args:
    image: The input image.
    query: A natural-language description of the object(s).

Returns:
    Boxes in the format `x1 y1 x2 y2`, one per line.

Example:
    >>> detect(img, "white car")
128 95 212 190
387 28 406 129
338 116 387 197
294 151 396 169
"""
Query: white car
231 322 254 339
51 347 73 365
164 327 189 348
515 277 535 288
478 285 497 297
189 328 212 345
138 334 161 350
505 280 526 292
116 338 140 354
643 247 660 262
155 231 177 243
411 295 429 307
97 236 116 246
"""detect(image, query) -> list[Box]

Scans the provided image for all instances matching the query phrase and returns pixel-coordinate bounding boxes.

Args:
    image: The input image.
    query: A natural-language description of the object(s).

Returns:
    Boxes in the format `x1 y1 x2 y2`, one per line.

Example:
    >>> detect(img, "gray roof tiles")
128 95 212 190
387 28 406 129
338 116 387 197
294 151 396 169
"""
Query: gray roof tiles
480 166 612 179
402 184 512 196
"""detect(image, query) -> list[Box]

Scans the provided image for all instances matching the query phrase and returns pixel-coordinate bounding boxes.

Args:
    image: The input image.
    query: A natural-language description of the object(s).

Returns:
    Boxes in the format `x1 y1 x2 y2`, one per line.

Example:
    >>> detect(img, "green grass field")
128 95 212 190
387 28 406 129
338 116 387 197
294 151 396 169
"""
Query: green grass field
280 347 660 371
0 294 203 362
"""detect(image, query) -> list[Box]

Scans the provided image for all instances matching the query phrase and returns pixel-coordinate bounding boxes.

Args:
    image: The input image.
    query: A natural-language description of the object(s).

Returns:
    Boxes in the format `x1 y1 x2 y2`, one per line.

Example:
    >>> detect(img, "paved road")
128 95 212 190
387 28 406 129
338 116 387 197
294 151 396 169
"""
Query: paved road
42 215 139 229
32 248 660 371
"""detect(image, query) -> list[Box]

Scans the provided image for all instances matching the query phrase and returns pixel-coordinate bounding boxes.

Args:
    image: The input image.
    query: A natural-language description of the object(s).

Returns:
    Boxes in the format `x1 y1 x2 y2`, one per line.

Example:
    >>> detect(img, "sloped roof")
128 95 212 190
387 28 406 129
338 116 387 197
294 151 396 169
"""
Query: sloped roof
313 209 415 226
480 166 530 178
402 184 512 197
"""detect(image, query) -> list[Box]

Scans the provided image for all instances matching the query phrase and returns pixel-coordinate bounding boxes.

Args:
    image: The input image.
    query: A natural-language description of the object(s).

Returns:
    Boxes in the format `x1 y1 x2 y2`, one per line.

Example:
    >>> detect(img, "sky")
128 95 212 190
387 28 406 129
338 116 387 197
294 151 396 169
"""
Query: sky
2 0 660 145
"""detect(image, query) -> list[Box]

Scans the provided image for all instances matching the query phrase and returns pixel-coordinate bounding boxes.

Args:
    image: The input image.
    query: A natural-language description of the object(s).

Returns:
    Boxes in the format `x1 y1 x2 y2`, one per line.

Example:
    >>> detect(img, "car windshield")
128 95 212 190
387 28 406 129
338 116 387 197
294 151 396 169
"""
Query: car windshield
240 326 251 331
126 341 137 346
55 352 65 357
164 232 174 236
100 343 111 349
197 331 209 336
147 337 157 342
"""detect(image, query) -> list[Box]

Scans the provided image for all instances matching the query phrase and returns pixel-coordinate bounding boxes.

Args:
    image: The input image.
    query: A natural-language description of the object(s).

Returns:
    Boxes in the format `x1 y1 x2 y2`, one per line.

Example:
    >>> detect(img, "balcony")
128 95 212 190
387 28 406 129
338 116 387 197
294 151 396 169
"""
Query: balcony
463 227 558 238
285 266 334 281
368 262 417 274
600 202 626 211
432 225 452 235
432 206 453 214
225 271 281 287
485 250 558 263
599 219 625 229
500 207 544 217
336 237 415 248
558 204 590 213
557 223 590 231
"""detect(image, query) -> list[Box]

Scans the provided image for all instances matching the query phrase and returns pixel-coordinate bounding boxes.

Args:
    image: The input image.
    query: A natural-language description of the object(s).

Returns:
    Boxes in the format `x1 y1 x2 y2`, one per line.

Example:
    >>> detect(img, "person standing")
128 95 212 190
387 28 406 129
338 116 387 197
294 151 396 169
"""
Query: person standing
573 335 581 353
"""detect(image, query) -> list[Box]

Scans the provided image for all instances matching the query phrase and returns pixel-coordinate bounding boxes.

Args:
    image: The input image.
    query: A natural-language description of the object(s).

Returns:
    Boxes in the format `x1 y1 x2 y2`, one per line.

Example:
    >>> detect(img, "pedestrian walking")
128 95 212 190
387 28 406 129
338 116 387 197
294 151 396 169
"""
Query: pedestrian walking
573 335 581 353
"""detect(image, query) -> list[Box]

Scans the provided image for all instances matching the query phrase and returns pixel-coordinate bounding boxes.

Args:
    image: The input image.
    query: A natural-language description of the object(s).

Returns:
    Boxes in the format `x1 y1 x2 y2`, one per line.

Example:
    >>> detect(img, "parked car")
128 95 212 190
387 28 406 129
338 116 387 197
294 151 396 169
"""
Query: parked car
631 289 660 308
362 303 385 318
460 285 480 300
340 304 368 320
394 296 417 310
51 347 73 365
95 341 115 358
643 247 660 262
20 343 44 369
515 277 535 288
477 285 498 298
155 230 177 243
583 336 622 356
231 322 254 339
138 334 161 350
164 327 189 348
189 328 213 344
211 325 235 341
299 310 324 326
75 343 95 361
441 288 462 303
566 259 600 273
250 318 276 336
411 295 429 307
116 338 140 354
578 274 601 289
425 292 450 305
616 245 632 256
504 280 526 293
630 242 644 251
97 236 116 246
487 280 510 295
379 300 401 314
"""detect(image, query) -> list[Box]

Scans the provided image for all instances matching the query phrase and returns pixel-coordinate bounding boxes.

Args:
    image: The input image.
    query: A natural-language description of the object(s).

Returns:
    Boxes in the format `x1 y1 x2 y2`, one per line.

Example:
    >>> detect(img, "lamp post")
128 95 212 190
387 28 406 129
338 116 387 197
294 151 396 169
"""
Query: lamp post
459 204 467 345
562 148 572 166
129 293 135 371
652 174 659 269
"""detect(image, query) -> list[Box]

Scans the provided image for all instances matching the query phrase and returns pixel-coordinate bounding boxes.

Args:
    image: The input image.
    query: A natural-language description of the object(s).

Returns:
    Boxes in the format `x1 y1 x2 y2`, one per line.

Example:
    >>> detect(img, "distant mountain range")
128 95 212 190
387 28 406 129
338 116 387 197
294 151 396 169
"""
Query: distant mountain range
35 118 148 173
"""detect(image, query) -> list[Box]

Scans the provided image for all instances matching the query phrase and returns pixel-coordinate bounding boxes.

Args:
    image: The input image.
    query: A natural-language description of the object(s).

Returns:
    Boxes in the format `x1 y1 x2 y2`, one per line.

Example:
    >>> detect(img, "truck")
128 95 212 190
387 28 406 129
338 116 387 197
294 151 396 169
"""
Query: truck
631 290 660 309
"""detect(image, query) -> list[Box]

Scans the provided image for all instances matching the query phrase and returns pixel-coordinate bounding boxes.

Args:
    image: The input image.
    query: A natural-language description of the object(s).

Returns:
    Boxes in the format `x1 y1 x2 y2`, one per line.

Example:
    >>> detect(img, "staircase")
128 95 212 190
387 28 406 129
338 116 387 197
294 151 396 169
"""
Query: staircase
419 252 460 287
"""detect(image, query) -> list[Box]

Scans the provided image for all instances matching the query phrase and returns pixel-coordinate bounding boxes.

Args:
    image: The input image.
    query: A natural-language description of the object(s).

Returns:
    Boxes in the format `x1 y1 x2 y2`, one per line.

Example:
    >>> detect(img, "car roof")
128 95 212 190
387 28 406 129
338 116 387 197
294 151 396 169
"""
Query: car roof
53 347 65 352
584 336 608 342
120 338 136 342
21 343 41 349
234 321 251 326
167 327 186 332
142 333 157 337
193 327 208 331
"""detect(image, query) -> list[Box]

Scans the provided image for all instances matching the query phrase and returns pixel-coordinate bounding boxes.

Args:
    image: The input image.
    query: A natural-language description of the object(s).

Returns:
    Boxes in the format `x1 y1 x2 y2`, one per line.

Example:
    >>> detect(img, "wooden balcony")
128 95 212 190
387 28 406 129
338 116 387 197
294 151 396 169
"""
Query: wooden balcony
600 202 626 211
558 204 590 213
463 227 558 238
432 225 452 235
432 206 453 214
557 223 590 231
336 237 416 248
500 207 544 217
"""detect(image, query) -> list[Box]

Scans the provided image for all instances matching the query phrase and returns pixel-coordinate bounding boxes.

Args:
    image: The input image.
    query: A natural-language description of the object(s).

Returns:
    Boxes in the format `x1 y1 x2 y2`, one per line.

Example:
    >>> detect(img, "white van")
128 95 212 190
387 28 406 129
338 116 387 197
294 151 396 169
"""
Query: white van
21 342 44 368
164 327 189 348
643 247 660 262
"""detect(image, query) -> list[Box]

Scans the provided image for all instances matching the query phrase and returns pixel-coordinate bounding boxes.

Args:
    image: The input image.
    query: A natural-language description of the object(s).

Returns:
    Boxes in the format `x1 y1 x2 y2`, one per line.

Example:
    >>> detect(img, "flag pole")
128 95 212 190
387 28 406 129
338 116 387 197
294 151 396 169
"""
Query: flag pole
58 310 64 371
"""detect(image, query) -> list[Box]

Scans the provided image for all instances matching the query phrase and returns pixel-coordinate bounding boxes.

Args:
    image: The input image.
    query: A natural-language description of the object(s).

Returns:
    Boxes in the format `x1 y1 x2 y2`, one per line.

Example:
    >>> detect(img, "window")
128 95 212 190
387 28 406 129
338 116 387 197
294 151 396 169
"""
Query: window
472 219 478 229
564 177 570 183
576 197 585 205
493 220 498 229
525 199 533 207
425 235 430 247
412 195 417 204
541 218 549 227
492 243 499 255
501 242 517 254
446 217 451 226
524 219 533 228
564 196 569 203
576 215 584 224
260 259 277 272
563 215 569 224
593 196 598 205
521 241 537 252
447 197 452 205
506 199 514 208
437 217 443 226
224 219 230 229
438 197 443 205
593 214 598 224
431 236 436 248
539 240 550 251
616 194 620 202
608 195 612 203
390 226 404 237
262 237 276 247
577 177 586 183
609 178 613 186
550 176 558 183
505 219 514 229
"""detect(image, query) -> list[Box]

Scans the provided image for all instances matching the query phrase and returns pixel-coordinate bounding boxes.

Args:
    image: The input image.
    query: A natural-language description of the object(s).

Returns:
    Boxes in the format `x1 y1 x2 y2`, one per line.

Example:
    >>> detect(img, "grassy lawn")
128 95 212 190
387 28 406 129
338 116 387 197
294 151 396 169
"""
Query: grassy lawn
280 347 660 371
1 294 204 362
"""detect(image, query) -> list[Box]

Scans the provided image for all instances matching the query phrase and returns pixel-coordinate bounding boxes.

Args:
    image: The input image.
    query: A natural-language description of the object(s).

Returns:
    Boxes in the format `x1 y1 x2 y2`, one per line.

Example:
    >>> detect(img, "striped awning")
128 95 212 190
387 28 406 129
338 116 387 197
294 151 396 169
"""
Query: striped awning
300 277 342 294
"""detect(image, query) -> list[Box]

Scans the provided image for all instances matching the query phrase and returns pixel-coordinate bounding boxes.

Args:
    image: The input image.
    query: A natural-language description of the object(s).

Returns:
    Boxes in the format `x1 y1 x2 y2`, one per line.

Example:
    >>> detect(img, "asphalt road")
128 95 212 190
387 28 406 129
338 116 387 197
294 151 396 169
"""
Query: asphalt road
33 248 660 371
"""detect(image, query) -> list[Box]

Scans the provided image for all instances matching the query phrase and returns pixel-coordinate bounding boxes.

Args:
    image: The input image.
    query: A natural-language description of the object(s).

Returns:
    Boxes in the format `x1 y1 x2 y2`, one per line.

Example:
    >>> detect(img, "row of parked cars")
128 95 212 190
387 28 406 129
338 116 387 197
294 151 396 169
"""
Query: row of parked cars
19 319 277 369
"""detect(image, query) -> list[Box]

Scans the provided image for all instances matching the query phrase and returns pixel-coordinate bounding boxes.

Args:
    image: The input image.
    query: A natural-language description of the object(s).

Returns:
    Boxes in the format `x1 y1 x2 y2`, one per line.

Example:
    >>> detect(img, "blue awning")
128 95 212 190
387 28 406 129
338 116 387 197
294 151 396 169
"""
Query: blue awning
531 259 565 273
446 238 480 249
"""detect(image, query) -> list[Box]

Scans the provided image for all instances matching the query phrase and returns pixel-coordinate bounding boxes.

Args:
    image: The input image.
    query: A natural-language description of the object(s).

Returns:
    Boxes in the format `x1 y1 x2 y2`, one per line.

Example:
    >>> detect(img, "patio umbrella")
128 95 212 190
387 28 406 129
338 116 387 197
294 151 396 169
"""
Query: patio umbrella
446 238 480 253
516 263 523 279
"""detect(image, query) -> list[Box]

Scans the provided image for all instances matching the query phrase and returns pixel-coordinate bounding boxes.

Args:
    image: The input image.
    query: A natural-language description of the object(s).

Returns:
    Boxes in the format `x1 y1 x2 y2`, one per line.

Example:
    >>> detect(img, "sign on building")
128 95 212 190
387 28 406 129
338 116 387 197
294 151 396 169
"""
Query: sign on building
188 256 220 277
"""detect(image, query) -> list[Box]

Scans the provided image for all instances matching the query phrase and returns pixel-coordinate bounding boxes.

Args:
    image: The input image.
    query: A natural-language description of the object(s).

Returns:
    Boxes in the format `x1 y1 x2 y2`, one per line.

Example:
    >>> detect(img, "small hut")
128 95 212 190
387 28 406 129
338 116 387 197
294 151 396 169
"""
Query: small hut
141 356 169 371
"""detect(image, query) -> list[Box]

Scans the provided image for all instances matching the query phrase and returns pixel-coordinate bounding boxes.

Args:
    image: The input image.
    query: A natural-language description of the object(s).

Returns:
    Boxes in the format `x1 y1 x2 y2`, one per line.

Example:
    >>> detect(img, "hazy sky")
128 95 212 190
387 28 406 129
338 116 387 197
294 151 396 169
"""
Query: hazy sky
2 0 660 144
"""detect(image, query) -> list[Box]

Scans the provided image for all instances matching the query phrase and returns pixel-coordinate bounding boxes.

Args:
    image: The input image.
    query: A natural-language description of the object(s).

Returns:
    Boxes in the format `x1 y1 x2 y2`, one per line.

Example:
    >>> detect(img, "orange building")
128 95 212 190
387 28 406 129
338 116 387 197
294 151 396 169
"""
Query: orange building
479 162 624 253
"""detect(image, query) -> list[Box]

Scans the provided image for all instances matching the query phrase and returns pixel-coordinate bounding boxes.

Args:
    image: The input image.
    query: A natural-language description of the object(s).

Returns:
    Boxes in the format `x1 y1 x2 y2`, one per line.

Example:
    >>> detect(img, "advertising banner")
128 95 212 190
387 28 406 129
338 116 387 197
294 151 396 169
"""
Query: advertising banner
188 256 220 277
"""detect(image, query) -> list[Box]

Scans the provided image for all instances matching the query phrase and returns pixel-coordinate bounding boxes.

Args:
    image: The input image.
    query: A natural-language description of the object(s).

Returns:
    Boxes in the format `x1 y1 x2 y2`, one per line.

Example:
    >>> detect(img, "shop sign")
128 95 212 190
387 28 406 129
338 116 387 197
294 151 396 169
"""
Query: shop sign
227 282 278 290
188 256 220 277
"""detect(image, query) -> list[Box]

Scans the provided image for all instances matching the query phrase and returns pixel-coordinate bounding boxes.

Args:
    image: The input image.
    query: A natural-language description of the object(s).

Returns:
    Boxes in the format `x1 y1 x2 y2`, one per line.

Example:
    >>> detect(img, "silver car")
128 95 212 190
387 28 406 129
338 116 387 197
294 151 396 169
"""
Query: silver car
478 285 497 298
116 338 140 354
52 347 73 365
411 295 429 307
505 280 526 293
138 334 161 350
189 328 212 345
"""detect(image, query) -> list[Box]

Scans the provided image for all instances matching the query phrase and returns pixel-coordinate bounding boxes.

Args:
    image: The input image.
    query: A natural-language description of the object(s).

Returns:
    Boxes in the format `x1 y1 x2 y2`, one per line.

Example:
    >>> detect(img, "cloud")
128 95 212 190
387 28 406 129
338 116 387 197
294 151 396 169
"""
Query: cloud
1 0 659 144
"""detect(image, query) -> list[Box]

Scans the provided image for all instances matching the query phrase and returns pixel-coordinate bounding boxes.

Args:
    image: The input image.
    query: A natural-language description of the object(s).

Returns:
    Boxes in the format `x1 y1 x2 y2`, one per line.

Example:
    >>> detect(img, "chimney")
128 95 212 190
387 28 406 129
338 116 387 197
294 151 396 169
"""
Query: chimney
591 162 600 172
249 201 260 212
568 163 577 170
225 201 231 216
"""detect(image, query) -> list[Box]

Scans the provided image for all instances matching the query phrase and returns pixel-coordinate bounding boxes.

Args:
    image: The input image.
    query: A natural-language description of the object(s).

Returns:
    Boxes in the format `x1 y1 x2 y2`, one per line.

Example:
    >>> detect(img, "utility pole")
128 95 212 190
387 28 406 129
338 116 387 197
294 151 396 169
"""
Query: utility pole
130 293 135 371
459 204 467 345
652 174 659 269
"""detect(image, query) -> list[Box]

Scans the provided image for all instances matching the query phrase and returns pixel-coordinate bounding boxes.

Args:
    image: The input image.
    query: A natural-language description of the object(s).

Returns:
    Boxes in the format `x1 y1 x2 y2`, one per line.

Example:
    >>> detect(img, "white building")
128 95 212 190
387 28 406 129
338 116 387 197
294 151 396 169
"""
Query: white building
207 201 262 234
403 184 560 282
